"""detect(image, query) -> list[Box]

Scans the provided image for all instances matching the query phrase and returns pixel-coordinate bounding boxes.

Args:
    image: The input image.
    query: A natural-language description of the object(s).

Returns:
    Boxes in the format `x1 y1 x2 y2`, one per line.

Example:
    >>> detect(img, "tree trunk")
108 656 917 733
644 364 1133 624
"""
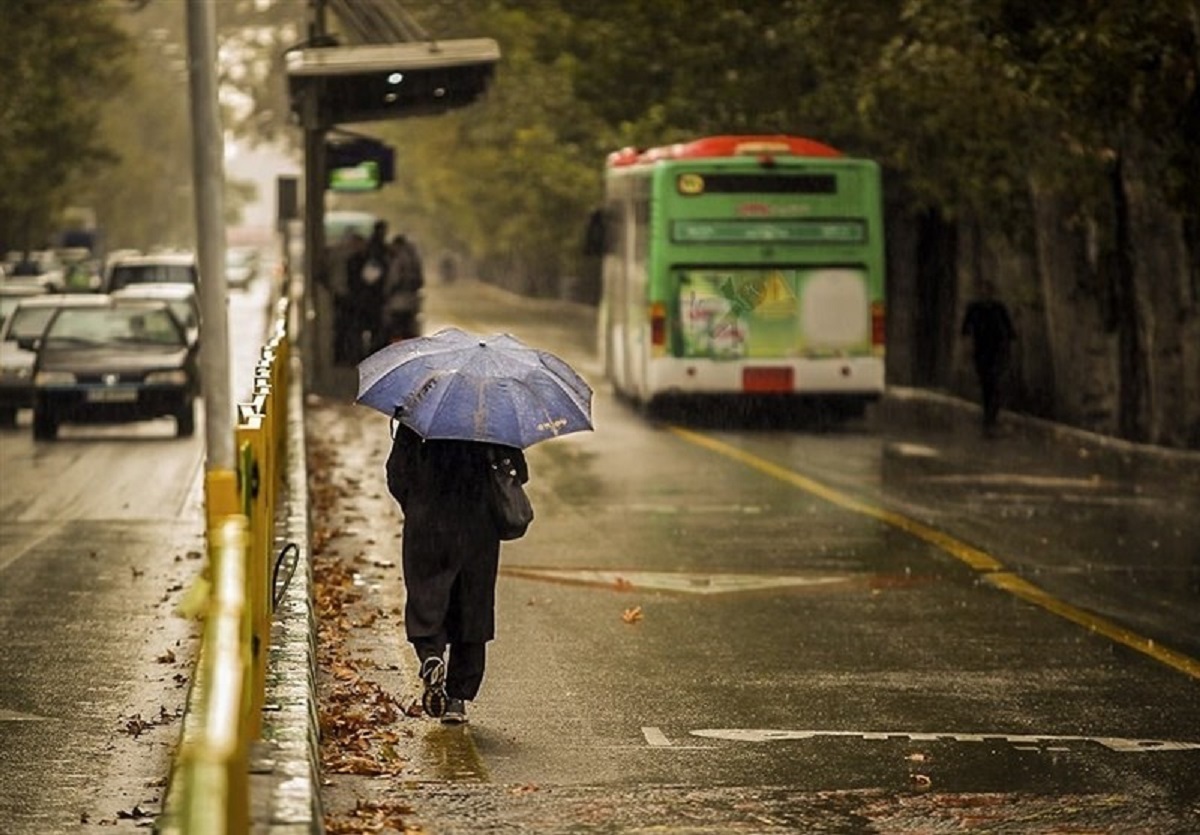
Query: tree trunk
1118 146 1200 447
1109 155 1153 443
912 208 958 387
1029 188 1118 432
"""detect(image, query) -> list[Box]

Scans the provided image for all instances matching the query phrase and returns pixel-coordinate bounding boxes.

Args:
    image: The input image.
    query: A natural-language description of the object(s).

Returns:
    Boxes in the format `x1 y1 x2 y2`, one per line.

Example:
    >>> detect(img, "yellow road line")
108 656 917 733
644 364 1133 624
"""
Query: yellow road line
669 426 1200 681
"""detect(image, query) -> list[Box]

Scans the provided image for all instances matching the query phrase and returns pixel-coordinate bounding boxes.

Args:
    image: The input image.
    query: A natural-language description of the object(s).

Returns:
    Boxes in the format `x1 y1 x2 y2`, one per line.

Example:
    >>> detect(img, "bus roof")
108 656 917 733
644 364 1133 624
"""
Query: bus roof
606 135 843 168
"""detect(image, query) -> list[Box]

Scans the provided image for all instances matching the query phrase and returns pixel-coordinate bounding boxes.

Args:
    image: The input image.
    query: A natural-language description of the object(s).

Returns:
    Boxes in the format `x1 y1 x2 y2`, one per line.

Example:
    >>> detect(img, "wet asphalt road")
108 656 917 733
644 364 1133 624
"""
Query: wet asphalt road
310 280 1200 833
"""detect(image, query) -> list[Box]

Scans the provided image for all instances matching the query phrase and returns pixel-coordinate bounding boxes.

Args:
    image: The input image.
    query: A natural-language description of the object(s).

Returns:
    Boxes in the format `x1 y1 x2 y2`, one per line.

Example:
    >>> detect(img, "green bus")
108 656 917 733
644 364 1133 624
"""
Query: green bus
597 135 886 413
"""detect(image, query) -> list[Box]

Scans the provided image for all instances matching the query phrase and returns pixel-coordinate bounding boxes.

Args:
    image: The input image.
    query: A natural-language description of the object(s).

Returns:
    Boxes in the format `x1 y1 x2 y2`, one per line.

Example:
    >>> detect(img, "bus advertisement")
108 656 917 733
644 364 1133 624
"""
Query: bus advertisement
597 135 885 414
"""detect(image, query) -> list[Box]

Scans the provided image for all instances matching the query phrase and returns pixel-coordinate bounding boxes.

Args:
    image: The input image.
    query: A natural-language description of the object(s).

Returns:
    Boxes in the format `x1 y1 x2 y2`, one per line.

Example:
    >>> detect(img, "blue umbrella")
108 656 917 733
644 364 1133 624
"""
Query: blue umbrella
355 327 594 448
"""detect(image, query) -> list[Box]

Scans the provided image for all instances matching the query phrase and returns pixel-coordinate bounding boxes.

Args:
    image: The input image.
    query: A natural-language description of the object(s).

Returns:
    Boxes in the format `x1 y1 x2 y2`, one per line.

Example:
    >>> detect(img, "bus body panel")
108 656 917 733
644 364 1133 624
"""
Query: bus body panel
601 136 885 407
644 355 885 398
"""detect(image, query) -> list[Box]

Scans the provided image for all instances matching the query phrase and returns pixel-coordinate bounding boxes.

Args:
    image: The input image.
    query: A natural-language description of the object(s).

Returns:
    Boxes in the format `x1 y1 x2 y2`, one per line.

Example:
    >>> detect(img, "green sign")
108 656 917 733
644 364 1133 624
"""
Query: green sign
672 219 865 244
329 161 381 192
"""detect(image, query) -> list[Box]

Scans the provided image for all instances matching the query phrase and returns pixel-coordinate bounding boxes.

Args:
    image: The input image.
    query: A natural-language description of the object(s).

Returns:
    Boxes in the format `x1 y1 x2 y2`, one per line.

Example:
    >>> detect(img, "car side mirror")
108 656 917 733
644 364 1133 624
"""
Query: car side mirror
17 337 40 351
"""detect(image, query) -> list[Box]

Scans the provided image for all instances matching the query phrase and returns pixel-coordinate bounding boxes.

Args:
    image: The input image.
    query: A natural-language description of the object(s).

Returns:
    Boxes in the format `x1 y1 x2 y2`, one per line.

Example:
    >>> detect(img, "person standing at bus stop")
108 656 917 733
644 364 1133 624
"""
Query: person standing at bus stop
961 281 1016 436
381 233 424 342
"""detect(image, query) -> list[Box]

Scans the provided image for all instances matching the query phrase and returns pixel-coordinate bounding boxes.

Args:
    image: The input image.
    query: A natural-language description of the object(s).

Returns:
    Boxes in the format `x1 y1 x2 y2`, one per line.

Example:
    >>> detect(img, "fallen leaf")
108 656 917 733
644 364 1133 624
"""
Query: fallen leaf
117 805 153 819
622 605 643 624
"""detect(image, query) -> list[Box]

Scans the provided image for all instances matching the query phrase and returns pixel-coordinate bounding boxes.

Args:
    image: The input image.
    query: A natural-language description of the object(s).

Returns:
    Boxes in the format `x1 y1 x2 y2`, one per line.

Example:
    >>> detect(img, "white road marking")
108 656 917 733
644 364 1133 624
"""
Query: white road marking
642 726 672 747
609 503 765 515
0 709 49 722
886 442 940 458
690 729 1200 752
501 567 851 595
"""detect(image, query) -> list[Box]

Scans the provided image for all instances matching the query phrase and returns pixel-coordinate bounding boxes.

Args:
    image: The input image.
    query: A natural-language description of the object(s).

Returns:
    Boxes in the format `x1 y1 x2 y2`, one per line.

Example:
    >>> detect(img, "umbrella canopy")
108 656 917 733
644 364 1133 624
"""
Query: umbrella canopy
355 327 594 448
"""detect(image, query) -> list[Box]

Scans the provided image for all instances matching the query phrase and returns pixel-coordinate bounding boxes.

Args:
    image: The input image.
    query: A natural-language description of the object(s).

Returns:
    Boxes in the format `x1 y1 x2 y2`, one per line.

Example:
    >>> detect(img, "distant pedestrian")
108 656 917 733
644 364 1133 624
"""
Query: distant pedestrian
961 281 1015 435
385 422 529 725
438 252 458 284
381 234 424 342
345 226 389 360
331 232 366 365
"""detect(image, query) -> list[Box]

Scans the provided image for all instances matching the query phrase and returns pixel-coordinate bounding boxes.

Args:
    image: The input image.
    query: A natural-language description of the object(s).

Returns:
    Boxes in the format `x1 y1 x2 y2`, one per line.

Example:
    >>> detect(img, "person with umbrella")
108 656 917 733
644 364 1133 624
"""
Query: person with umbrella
358 328 593 724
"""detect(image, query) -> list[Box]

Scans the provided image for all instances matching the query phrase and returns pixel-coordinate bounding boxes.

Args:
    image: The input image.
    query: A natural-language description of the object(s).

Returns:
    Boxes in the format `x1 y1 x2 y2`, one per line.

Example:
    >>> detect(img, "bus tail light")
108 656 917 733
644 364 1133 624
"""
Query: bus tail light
871 302 886 346
649 302 667 348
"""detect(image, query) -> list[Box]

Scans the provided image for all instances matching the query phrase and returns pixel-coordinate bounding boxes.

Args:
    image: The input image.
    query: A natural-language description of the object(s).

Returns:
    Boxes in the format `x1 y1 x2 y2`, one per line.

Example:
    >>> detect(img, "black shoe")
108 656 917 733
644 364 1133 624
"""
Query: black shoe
419 657 447 718
441 698 467 725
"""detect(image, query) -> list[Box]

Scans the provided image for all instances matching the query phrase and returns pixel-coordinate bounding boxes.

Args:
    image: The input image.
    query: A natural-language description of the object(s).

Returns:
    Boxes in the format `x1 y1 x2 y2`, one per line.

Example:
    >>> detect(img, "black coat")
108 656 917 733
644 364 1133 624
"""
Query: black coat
385 425 528 643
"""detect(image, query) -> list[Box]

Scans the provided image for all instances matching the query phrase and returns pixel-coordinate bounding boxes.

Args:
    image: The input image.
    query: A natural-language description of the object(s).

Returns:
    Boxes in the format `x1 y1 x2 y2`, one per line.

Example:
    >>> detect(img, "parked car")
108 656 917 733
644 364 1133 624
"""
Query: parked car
0 294 109 427
105 251 198 292
111 284 201 346
31 299 199 440
225 246 260 289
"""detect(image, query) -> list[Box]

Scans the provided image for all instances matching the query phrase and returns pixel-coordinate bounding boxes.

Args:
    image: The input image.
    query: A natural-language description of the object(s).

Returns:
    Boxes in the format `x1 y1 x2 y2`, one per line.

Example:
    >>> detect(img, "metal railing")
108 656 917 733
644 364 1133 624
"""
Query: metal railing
158 295 293 834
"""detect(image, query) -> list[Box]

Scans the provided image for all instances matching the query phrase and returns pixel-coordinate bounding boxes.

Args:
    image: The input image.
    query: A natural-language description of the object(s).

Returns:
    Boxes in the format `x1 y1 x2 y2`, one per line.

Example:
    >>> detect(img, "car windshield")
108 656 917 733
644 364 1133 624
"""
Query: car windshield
6 307 59 340
1 297 33 327
165 300 197 329
109 263 194 288
44 307 183 347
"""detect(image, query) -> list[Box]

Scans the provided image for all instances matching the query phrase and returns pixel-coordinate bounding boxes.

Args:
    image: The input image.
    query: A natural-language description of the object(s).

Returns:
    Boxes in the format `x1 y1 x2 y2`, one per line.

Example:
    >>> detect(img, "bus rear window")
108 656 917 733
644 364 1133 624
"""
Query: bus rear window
679 173 836 195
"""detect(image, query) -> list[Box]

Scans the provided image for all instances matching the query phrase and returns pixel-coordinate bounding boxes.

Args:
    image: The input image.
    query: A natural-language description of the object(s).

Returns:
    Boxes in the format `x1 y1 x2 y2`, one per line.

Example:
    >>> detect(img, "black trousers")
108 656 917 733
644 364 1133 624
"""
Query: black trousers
975 359 1004 427
412 635 487 700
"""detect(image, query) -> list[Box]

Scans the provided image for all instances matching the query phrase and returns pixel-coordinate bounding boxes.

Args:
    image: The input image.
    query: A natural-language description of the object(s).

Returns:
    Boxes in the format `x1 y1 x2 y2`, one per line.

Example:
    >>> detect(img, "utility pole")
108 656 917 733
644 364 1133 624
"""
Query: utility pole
301 0 329 393
185 0 237 522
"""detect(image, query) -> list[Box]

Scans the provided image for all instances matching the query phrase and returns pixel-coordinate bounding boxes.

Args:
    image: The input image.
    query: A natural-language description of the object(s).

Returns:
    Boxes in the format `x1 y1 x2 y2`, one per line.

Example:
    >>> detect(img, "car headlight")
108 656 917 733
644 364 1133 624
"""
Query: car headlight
35 371 77 386
145 370 189 385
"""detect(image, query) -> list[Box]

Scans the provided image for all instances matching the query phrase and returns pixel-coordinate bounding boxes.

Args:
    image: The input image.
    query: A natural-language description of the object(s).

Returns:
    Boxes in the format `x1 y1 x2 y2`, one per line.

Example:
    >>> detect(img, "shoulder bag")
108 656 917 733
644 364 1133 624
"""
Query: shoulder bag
486 448 533 540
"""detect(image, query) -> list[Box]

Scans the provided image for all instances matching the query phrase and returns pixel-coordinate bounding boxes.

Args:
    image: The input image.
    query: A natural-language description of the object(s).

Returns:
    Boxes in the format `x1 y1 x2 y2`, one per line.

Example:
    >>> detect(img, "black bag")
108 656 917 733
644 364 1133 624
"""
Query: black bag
486 448 533 540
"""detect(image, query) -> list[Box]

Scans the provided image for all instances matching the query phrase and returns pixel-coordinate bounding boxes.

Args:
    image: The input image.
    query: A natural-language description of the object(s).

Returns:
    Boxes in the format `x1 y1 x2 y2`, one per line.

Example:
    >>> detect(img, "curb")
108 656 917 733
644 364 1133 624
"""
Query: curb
879 385 1200 478
249 354 324 833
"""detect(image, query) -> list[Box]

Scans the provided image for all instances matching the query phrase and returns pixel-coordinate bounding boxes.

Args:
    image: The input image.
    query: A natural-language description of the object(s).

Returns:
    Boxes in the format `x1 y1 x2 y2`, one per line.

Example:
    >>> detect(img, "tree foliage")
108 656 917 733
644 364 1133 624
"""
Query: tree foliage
0 0 131 253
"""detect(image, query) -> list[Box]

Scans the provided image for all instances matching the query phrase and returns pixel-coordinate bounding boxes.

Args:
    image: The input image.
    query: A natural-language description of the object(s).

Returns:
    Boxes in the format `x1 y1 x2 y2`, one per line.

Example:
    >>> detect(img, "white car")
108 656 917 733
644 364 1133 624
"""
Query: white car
111 284 201 346
225 246 260 289
0 294 110 426
105 251 198 292
3 250 66 292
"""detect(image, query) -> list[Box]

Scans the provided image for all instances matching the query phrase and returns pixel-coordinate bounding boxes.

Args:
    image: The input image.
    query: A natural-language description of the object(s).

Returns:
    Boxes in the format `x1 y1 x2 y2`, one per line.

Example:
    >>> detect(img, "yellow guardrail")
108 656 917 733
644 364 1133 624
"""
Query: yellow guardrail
159 296 292 834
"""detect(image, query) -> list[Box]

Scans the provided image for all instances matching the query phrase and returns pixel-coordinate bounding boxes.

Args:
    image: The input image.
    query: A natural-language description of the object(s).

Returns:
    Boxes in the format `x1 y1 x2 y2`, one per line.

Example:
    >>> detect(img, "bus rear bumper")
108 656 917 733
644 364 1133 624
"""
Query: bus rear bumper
646 356 884 398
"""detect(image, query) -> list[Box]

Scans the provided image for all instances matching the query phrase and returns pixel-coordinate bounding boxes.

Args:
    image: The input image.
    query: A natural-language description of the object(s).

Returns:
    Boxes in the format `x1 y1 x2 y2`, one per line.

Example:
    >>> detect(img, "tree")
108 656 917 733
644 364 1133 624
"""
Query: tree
0 0 131 254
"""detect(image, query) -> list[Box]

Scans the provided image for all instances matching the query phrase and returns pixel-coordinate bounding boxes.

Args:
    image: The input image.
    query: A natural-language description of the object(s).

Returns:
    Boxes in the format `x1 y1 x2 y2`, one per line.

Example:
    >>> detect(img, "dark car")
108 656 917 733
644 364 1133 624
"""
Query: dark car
31 299 199 440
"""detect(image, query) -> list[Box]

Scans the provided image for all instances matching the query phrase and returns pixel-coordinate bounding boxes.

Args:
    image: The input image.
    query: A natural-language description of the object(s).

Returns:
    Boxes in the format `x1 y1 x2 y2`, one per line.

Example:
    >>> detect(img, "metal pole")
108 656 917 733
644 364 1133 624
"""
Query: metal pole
185 0 237 517
302 0 329 393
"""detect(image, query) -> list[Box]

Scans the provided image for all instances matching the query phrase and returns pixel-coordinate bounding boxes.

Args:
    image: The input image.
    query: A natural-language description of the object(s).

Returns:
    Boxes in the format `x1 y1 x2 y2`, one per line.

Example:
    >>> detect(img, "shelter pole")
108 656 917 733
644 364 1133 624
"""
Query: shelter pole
185 0 235 487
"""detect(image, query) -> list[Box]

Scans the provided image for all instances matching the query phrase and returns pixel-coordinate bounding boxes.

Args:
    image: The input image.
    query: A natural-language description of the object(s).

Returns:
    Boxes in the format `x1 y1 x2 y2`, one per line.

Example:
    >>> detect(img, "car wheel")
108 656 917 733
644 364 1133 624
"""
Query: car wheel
32 407 58 440
0 407 16 428
176 401 195 437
